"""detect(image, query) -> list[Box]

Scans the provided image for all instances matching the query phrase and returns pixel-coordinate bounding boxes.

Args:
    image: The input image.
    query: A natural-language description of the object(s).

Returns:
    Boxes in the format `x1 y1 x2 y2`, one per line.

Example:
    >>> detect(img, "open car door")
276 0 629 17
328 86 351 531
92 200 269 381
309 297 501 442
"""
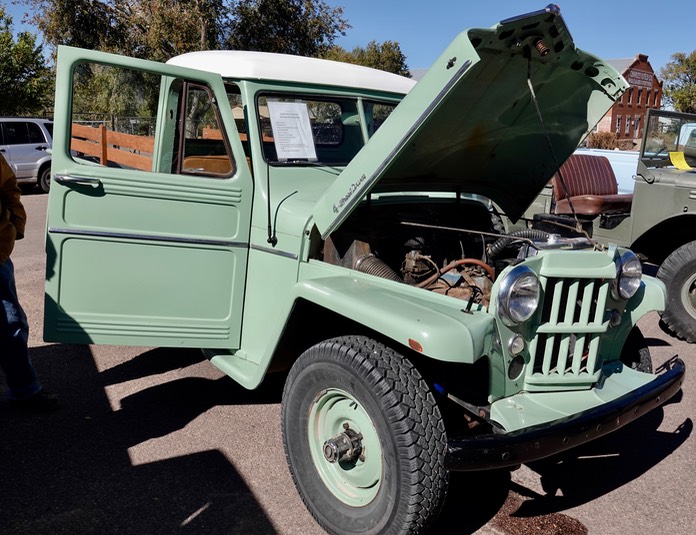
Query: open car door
44 46 253 348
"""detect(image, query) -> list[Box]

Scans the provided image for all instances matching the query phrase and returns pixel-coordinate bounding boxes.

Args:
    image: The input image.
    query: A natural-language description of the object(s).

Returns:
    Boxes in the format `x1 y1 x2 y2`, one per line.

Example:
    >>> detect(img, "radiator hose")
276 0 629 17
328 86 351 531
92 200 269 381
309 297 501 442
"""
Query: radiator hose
488 229 550 260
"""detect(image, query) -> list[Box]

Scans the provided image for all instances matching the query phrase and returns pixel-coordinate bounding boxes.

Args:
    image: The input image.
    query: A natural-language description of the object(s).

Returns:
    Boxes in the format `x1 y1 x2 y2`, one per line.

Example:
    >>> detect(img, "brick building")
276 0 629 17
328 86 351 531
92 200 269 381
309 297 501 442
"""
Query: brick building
594 54 663 142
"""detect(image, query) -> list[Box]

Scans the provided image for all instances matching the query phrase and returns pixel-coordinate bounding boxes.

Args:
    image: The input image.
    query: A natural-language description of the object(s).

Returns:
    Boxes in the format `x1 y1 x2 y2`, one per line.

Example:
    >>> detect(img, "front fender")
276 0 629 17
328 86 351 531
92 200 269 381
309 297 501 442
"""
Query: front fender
626 274 666 324
294 275 496 364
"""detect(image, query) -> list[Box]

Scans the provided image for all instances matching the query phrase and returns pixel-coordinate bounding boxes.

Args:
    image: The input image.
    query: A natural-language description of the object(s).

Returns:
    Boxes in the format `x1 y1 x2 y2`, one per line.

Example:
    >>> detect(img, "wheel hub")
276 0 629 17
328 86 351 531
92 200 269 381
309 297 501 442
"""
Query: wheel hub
307 387 382 506
680 273 696 319
323 424 364 463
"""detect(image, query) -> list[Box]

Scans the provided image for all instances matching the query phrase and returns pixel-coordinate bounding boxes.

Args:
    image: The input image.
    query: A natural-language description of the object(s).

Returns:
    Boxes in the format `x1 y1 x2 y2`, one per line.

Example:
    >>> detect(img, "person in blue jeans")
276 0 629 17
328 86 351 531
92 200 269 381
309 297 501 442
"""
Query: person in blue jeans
0 153 59 411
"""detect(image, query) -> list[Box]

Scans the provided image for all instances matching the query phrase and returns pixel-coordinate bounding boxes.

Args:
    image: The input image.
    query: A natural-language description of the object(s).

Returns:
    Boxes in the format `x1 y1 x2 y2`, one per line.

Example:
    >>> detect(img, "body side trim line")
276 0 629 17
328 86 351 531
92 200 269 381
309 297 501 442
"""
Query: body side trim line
47 227 248 248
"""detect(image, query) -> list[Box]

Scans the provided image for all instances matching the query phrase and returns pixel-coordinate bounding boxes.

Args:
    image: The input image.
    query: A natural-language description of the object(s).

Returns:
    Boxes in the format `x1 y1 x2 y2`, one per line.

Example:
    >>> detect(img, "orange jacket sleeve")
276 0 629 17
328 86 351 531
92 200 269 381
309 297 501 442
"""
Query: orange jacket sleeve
0 154 27 262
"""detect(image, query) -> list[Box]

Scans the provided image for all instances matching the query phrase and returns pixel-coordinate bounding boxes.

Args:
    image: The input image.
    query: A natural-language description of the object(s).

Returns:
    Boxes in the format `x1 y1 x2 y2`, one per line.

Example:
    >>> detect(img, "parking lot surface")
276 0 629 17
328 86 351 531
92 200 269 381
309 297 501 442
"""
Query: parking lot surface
2 192 694 534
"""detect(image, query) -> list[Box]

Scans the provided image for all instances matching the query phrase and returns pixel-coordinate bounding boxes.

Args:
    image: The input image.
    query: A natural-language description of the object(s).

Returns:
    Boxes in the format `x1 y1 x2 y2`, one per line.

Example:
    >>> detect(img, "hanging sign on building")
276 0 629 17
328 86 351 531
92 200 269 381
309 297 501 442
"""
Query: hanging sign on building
627 69 654 89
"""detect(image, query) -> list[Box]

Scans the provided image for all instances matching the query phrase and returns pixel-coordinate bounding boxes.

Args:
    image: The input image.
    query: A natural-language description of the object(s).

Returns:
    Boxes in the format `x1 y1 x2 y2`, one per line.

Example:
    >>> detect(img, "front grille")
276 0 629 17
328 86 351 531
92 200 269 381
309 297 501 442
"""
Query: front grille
526 277 610 389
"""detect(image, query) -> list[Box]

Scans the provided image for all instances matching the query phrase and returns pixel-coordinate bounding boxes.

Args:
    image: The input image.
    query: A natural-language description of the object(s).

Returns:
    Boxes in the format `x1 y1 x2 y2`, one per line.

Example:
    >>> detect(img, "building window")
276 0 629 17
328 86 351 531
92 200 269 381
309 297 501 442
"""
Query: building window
634 115 641 137
616 115 622 134
627 88 633 105
625 115 632 135
637 89 642 106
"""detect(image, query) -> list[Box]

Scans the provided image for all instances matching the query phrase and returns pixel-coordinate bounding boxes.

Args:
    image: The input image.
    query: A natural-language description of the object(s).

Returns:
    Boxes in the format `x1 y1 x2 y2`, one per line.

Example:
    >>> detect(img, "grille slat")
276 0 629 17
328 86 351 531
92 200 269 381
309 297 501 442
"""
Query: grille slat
528 276 609 388
556 335 571 375
563 281 580 325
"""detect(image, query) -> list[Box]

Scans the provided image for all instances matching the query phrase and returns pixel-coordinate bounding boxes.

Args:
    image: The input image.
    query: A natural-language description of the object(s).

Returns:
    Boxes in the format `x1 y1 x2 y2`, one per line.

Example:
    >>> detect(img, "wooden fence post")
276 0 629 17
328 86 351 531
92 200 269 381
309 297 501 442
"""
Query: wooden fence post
99 124 107 166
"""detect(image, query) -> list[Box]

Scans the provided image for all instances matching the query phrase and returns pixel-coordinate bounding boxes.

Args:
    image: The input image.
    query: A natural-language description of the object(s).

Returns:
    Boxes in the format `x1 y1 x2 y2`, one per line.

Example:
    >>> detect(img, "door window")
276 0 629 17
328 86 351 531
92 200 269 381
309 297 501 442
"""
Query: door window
69 63 235 178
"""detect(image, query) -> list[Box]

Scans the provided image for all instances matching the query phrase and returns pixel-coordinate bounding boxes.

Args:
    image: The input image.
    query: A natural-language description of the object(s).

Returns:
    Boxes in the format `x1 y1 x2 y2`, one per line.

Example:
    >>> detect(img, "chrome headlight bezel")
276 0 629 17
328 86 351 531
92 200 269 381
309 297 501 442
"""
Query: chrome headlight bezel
497 265 541 326
613 250 642 300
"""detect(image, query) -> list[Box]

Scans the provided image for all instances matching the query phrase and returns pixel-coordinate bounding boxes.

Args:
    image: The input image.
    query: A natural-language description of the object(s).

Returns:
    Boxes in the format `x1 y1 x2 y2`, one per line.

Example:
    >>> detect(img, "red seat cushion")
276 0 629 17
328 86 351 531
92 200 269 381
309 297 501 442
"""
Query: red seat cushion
552 154 632 216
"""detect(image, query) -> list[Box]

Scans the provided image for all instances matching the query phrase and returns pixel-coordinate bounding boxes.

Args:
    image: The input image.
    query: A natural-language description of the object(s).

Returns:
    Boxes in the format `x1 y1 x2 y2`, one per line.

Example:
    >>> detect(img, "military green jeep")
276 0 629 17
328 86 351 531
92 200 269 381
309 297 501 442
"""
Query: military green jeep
519 108 696 344
43 6 684 535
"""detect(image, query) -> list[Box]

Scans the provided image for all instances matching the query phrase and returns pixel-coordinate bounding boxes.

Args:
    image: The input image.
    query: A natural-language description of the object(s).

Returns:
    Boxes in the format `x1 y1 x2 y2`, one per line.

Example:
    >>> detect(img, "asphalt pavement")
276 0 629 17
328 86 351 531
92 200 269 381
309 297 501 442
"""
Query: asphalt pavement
1 191 694 534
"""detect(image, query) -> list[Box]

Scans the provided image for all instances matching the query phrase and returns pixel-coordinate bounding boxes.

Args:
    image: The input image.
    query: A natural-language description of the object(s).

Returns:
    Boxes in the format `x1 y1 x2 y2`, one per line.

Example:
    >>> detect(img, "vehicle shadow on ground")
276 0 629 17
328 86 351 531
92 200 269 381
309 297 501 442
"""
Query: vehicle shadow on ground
432 469 512 533
0 344 279 535
432 388 690 533
105 348 286 446
512 408 692 517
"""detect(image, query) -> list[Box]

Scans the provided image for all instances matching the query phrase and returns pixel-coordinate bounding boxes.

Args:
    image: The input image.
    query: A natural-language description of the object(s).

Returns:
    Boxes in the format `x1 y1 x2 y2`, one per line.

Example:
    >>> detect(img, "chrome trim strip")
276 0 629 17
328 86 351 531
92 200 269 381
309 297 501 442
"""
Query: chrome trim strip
251 244 299 260
47 227 248 248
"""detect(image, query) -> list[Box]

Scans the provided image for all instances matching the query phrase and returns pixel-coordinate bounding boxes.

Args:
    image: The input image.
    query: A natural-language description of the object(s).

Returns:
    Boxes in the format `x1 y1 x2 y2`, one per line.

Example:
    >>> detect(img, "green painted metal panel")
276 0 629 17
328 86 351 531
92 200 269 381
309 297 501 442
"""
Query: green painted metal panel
313 10 626 237
44 46 253 348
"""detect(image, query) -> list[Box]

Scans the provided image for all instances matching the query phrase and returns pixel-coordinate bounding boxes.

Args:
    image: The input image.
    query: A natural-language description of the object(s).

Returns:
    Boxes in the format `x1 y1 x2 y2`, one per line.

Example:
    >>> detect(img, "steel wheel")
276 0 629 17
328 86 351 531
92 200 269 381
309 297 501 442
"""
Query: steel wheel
308 387 382 506
282 336 448 535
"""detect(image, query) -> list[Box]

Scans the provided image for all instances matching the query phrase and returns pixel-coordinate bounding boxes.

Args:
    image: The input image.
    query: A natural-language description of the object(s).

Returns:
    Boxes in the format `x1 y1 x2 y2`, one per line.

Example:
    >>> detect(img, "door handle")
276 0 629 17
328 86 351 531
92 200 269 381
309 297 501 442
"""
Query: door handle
35 146 48 151
54 174 102 187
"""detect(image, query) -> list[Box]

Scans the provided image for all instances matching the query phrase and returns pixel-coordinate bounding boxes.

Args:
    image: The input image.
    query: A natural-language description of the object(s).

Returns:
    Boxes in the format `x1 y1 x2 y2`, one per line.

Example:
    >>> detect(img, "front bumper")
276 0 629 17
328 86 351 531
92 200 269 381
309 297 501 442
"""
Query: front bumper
445 358 685 471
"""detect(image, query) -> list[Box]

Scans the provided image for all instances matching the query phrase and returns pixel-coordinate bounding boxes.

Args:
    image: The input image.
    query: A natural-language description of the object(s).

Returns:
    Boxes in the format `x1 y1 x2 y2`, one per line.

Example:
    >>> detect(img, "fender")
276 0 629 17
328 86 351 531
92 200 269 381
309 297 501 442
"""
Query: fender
293 275 496 362
208 272 496 389
626 274 666 324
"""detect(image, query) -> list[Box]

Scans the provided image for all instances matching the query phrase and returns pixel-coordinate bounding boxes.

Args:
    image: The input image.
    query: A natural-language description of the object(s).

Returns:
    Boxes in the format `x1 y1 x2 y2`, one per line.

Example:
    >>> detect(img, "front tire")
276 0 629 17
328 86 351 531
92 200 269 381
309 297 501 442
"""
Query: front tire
281 336 448 535
657 241 696 343
620 327 652 373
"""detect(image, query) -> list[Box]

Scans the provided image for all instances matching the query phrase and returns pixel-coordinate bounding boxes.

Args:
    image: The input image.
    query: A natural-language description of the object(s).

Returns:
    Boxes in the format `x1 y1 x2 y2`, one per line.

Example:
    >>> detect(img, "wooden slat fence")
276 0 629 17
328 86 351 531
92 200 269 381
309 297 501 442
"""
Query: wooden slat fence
71 123 154 171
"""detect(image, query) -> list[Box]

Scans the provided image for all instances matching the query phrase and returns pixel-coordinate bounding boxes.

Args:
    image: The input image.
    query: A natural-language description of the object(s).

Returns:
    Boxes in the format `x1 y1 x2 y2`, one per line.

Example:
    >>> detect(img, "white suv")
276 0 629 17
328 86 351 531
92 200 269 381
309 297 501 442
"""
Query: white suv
0 117 53 192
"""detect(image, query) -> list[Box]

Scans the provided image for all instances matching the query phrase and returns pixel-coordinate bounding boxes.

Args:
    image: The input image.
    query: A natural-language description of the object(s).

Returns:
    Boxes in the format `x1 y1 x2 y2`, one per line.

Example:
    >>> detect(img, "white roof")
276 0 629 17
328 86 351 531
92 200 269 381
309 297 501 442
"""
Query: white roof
167 50 416 95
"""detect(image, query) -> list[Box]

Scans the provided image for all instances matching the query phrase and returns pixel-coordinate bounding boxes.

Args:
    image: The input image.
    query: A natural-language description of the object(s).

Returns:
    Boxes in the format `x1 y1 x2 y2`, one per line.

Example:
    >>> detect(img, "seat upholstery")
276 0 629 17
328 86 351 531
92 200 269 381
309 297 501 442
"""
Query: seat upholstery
552 154 632 216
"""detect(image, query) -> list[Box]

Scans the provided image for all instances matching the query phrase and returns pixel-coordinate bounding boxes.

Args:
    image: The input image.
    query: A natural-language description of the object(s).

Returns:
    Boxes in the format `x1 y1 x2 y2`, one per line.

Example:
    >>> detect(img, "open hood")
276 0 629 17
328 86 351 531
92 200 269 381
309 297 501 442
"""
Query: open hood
314 6 627 238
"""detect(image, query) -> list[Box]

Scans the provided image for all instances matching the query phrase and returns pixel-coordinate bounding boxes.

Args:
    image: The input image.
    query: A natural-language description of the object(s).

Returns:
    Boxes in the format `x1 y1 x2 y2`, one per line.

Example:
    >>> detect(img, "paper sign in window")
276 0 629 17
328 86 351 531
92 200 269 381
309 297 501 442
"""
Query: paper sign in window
267 101 317 161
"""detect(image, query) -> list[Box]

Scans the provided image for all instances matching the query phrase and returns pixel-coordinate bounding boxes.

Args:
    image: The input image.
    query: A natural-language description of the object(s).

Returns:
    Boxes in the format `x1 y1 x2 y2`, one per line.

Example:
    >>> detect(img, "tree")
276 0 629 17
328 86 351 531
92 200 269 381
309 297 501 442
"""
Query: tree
226 0 349 56
27 0 230 60
322 40 410 77
26 0 121 52
0 6 52 115
660 51 696 114
121 0 230 62
30 0 350 60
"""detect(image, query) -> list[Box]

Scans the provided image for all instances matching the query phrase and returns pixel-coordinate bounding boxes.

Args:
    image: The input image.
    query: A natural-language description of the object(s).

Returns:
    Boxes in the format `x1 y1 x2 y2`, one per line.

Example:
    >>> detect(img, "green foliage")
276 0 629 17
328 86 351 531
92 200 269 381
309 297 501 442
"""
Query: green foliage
323 41 411 77
660 51 696 113
28 0 230 59
27 0 120 52
226 0 349 56
125 0 230 61
30 0 349 60
72 64 159 119
0 6 52 115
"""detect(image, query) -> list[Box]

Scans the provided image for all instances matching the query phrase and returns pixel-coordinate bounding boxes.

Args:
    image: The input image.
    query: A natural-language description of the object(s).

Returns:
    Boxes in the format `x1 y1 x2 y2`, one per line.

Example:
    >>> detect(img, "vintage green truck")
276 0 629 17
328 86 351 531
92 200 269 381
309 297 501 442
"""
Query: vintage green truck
43 6 684 535
519 108 696 344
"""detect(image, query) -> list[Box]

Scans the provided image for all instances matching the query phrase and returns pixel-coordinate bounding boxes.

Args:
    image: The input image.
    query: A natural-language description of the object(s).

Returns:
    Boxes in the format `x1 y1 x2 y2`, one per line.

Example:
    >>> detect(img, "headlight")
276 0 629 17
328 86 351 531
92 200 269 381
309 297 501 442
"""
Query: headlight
497 265 541 326
613 251 642 300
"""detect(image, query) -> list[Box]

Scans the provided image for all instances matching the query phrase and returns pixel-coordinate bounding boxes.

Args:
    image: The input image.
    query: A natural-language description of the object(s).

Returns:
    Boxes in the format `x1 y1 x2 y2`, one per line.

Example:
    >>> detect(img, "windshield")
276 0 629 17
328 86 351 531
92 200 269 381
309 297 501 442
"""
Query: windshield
641 109 696 169
255 94 399 166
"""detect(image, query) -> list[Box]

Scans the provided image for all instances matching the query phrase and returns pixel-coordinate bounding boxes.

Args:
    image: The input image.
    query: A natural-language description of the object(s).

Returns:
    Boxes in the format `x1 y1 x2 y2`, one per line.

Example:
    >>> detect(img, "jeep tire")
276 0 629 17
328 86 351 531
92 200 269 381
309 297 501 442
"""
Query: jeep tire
281 336 448 535
657 241 696 344
620 327 652 373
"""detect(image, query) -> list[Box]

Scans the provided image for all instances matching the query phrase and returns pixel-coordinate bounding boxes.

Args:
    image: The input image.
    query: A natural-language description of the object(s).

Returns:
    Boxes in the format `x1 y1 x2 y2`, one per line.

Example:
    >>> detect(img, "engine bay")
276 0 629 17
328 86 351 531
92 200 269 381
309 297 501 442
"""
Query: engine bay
320 197 596 307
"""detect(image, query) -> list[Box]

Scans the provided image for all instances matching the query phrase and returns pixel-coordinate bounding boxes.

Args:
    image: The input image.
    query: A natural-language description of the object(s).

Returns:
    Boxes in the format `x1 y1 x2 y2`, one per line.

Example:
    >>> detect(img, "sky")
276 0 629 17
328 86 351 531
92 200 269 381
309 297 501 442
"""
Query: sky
326 0 694 75
4 0 694 75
